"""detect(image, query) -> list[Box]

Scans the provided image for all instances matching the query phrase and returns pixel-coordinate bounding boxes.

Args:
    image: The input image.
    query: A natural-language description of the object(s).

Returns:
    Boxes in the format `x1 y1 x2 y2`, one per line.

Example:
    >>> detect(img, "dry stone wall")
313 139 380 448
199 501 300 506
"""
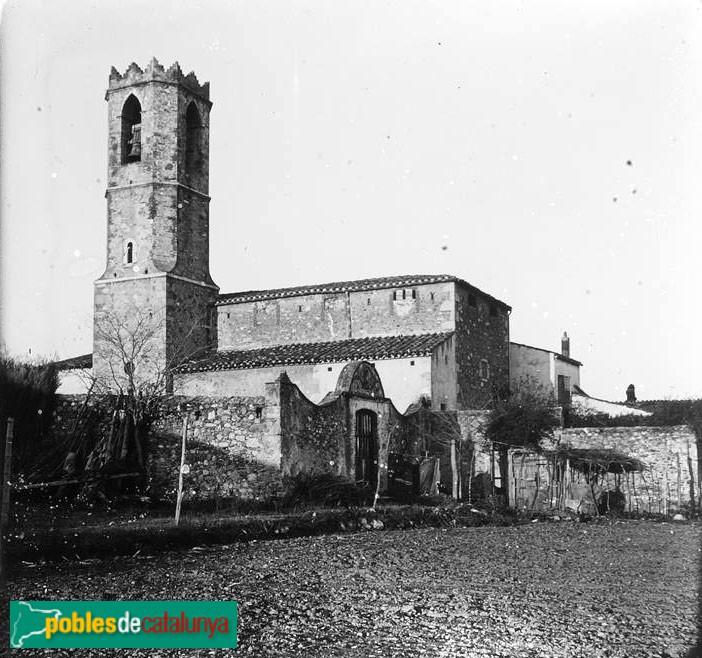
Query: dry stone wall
557 425 700 514
50 394 283 502
150 396 282 502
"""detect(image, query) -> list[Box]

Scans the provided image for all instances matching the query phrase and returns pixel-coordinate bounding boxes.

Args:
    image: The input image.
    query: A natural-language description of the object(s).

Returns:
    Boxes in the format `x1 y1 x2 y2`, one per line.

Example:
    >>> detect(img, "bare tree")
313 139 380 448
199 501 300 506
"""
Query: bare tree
80 303 213 499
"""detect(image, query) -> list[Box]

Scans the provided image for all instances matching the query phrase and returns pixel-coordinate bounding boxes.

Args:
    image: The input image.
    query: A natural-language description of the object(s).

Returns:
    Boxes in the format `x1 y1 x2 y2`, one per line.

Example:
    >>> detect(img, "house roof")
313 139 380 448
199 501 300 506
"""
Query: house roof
571 386 652 417
53 353 93 371
175 332 453 373
216 274 511 310
510 341 583 367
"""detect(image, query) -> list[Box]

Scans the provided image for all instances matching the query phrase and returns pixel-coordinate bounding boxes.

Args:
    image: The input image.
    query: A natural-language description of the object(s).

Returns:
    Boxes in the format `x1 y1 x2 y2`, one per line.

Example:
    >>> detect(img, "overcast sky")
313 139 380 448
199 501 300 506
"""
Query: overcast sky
1 0 701 401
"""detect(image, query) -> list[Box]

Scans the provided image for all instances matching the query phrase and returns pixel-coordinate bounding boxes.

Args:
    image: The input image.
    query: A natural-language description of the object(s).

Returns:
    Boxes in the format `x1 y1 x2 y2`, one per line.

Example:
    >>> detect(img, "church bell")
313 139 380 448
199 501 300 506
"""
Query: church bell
127 124 142 159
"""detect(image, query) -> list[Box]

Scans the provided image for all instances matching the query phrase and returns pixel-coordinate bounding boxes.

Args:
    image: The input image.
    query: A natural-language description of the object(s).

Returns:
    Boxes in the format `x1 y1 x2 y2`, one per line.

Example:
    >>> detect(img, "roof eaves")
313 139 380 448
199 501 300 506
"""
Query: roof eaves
53 353 93 371
215 274 509 309
175 332 453 374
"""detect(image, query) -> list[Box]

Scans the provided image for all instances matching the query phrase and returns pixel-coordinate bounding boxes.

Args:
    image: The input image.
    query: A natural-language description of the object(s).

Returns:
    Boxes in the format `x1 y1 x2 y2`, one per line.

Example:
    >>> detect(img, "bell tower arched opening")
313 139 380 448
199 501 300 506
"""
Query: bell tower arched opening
185 101 202 177
121 94 142 164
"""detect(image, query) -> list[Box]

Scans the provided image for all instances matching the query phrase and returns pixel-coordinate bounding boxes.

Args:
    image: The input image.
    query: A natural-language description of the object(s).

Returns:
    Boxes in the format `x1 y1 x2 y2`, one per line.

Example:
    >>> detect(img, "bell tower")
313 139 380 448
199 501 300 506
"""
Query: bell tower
93 59 218 389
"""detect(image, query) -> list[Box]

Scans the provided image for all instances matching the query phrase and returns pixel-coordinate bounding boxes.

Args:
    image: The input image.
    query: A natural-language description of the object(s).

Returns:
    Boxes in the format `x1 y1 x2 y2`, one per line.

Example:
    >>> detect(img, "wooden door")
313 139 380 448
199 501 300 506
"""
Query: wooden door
355 410 378 485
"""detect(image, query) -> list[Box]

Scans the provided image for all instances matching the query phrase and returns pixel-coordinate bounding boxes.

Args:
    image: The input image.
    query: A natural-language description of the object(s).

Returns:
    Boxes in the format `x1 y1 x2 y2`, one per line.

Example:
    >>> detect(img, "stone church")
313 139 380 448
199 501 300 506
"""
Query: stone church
87 59 520 412
52 60 699 514
55 60 587 499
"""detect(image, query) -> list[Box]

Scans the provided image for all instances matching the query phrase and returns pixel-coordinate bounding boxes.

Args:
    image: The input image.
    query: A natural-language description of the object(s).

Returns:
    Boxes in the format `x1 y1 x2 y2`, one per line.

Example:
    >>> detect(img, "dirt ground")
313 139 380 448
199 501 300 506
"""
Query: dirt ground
4 520 701 657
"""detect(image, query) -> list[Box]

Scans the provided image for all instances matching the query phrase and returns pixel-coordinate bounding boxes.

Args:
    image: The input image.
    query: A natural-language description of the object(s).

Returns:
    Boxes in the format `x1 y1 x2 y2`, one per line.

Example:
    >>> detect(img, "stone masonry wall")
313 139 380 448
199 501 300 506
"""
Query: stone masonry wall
50 394 283 502
275 379 349 478
150 396 282 502
454 285 510 409
557 425 700 514
456 413 701 514
217 282 456 351
271 373 413 491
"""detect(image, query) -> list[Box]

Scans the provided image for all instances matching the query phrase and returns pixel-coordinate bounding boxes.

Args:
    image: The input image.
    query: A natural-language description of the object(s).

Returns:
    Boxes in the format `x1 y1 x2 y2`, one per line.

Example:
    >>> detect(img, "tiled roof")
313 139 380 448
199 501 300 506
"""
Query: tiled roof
54 353 93 370
175 332 453 374
510 341 583 367
217 274 511 310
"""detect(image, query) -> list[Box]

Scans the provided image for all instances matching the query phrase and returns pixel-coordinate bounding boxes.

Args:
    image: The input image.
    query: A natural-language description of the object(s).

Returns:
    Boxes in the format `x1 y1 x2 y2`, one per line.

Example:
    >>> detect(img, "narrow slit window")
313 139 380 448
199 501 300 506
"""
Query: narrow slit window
126 241 134 264
411 289 416 299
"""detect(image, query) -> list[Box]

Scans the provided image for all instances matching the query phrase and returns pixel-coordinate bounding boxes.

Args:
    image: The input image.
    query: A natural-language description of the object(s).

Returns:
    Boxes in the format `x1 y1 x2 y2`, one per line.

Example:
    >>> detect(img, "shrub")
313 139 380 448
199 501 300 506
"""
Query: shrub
485 378 559 452
0 355 59 475
282 473 373 508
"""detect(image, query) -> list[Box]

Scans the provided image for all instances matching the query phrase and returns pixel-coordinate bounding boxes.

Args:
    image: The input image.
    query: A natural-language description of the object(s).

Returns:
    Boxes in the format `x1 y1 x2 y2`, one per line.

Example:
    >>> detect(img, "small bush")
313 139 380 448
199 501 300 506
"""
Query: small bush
282 473 373 508
0 355 59 475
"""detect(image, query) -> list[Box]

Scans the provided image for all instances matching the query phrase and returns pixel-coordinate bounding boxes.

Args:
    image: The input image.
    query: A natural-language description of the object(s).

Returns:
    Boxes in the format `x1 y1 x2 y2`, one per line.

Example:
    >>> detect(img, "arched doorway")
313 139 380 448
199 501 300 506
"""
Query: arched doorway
355 409 378 485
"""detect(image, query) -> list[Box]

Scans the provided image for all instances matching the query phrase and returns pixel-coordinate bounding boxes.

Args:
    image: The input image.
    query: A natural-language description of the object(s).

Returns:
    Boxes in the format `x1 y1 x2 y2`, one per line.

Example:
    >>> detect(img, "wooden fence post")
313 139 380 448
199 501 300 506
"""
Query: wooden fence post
174 413 189 526
0 418 15 583
450 439 459 500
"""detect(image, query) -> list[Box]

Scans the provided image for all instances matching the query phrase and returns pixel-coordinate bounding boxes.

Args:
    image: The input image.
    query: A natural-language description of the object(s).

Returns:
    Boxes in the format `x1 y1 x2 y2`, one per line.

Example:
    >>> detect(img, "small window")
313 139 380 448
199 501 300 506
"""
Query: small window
298 305 302 312
125 241 134 264
367 298 371 305
327 366 333 372
226 312 230 319
410 360 415 366
480 360 490 379
393 291 397 301
255 406 263 419
411 289 416 299
440 403 447 411
402 290 406 300
430 292 435 301
489 305 497 317
468 294 477 308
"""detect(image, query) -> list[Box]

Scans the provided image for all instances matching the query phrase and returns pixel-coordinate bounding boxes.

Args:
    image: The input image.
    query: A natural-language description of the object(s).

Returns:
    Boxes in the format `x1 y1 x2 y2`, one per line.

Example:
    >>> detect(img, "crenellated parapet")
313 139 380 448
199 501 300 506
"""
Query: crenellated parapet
107 57 210 100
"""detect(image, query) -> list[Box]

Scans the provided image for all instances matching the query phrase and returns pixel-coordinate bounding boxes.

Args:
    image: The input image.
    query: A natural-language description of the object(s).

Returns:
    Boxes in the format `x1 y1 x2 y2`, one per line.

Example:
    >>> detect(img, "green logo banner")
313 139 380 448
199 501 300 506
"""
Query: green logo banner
10 601 238 649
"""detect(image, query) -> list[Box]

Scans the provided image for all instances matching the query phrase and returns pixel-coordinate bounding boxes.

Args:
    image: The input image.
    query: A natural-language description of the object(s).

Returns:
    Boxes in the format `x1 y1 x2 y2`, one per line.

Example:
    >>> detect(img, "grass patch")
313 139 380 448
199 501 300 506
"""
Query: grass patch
7 502 519 567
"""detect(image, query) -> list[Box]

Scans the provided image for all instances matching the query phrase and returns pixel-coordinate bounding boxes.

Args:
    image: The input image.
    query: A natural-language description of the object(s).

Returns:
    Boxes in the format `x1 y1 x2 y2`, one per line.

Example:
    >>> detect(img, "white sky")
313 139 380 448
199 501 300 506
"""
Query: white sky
1 0 701 402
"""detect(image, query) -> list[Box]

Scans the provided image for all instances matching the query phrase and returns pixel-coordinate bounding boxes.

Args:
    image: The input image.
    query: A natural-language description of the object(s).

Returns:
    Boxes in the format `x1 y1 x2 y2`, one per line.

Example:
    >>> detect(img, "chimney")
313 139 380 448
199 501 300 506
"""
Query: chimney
561 331 570 358
626 384 637 405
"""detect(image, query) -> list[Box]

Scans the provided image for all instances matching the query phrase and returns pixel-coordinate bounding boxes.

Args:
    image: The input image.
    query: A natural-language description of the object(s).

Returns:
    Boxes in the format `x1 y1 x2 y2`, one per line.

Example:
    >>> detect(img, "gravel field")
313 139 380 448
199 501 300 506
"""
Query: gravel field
4 520 701 657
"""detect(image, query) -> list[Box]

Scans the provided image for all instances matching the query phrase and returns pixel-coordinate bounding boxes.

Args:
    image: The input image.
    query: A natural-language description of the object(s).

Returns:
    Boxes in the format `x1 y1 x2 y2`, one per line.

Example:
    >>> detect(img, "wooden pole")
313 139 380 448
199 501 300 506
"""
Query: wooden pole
1 419 14 528
0 418 15 584
467 448 475 504
174 413 188 526
663 465 669 516
450 439 458 500
687 442 697 512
